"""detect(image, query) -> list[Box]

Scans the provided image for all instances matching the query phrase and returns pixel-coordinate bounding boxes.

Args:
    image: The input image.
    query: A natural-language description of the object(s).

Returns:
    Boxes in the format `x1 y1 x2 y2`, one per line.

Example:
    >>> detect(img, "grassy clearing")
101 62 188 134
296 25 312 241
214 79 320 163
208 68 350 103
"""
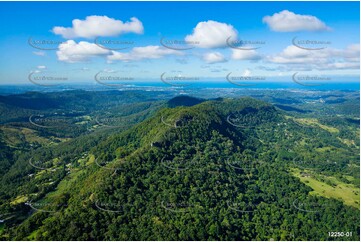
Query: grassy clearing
35 169 47 178
315 146 334 152
45 165 87 201
337 137 356 147
85 154 95 166
10 195 28 205
0 126 71 148
344 175 356 182
27 229 40 240
291 168 359 209
287 117 339 133
0 126 50 146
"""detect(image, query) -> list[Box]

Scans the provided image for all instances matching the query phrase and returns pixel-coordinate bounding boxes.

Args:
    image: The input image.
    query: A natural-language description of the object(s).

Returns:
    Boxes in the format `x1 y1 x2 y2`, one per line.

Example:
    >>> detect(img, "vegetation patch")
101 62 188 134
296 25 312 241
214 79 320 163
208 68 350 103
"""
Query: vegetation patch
290 117 339 133
291 168 359 209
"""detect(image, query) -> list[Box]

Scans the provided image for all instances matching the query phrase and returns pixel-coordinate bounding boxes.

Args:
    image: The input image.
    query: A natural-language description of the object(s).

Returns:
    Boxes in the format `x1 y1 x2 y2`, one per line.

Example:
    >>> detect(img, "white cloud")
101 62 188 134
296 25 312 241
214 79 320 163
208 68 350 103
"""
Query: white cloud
262 10 330 32
185 20 238 48
203 52 227 64
56 40 110 63
33 51 46 56
268 44 360 70
326 62 360 70
231 49 261 61
242 69 252 77
53 16 144 39
102 69 116 73
342 44 360 62
31 65 47 73
79 67 90 71
107 45 181 62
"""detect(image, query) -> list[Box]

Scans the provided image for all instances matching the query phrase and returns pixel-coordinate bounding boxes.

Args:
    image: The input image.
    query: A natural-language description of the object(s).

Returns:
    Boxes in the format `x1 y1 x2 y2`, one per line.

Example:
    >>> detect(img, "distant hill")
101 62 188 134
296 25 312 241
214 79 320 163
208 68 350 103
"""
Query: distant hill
166 95 205 108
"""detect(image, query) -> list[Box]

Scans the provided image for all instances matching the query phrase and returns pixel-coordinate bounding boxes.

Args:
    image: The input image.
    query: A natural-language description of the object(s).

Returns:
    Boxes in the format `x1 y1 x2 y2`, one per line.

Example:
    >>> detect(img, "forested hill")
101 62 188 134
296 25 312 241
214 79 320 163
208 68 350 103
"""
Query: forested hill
166 95 205 108
5 97 360 240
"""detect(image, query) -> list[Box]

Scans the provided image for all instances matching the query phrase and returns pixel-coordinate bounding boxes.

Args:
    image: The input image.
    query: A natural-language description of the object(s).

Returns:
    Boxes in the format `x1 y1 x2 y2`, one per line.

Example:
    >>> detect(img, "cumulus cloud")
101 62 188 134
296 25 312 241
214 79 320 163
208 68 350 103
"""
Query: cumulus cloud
263 10 331 32
37 65 47 69
231 49 262 61
56 40 110 63
107 45 181 62
268 44 360 70
53 16 144 39
203 52 227 64
185 20 238 48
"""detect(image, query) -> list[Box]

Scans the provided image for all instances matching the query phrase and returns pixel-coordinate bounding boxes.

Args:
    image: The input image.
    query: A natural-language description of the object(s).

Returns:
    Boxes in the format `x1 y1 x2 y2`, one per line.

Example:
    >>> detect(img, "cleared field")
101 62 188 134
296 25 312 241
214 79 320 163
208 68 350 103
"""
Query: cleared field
85 154 95 166
0 126 71 147
337 137 357 147
315 146 334 152
0 126 51 146
10 195 28 205
27 229 40 240
291 168 359 209
286 116 339 133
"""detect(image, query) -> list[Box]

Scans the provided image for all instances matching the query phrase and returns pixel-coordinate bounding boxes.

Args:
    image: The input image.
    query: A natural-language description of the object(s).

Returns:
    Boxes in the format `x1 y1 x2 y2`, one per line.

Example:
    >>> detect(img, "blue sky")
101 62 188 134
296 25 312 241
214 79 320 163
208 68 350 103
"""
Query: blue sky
0 1 359 85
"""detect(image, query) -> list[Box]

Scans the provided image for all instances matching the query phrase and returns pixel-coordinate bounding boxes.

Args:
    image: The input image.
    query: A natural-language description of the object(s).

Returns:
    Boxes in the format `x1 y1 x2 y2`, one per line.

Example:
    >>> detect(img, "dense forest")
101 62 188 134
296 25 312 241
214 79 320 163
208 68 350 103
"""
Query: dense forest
0 90 359 240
